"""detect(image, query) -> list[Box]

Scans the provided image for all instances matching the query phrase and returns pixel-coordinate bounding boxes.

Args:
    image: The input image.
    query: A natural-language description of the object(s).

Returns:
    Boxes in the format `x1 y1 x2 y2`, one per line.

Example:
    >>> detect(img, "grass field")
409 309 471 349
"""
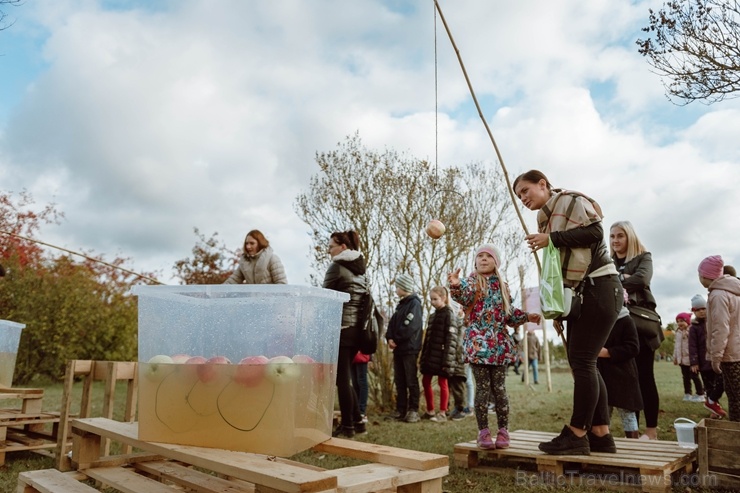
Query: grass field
0 360 726 493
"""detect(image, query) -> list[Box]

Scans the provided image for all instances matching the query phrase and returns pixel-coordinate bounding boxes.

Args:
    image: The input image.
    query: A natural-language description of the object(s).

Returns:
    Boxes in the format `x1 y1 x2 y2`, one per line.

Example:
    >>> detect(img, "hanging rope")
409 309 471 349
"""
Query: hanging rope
0 230 163 285
432 1 568 343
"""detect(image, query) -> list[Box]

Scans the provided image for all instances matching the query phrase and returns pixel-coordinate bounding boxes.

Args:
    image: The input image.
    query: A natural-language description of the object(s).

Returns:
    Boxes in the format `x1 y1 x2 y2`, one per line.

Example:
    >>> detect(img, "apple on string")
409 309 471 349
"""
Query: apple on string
425 219 446 239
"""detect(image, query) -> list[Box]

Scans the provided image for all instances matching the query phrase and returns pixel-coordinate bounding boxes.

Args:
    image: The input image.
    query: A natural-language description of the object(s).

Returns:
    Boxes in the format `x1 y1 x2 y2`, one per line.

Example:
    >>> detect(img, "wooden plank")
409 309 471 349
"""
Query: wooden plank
0 387 43 397
135 460 256 493
17 469 100 493
72 418 337 493
312 438 448 471
331 462 448 492
83 466 177 493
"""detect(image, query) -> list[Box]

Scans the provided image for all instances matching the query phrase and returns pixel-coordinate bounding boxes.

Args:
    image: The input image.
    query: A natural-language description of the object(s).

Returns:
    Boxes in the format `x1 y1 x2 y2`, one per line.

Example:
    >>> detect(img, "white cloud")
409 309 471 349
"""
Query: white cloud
0 0 738 325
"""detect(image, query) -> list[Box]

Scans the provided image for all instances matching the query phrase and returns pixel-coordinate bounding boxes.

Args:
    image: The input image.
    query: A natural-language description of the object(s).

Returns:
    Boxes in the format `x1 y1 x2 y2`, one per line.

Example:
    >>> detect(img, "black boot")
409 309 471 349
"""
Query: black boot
538 425 590 455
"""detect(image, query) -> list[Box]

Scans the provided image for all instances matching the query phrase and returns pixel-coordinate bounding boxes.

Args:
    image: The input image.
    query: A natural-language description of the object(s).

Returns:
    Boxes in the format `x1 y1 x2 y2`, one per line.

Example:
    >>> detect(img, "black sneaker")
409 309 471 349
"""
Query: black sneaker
387 410 404 421
354 421 367 434
538 425 590 455
332 425 355 438
587 431 617 453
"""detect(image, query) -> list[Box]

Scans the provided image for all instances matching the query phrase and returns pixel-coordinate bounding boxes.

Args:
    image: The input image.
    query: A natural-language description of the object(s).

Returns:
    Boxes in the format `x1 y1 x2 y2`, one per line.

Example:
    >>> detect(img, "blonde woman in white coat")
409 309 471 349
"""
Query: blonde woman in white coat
224 230 287 284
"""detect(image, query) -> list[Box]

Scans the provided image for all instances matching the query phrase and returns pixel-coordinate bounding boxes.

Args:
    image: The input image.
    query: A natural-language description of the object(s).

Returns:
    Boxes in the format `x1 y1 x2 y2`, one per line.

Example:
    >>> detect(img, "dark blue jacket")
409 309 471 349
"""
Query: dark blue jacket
385 293 423 356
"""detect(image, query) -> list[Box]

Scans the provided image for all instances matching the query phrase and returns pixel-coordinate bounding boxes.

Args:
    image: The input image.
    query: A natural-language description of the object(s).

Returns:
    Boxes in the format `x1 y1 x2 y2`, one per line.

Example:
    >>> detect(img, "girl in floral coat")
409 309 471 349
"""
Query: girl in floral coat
449 244 540 450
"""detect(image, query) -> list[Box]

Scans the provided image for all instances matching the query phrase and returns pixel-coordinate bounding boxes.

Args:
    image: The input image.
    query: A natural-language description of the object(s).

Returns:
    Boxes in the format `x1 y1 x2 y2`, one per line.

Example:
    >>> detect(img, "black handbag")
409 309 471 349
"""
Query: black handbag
627 305 664 351
358 293 380 355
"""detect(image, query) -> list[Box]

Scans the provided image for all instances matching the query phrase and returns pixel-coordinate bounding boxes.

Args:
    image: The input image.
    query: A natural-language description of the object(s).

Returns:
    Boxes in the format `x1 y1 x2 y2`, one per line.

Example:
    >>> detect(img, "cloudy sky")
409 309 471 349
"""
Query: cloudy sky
1 0 738 329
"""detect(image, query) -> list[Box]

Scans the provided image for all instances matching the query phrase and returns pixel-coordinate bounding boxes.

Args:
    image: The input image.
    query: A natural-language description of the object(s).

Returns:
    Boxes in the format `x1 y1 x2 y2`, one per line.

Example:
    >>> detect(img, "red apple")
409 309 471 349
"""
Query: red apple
234 355 269 387
197 356 232 383
425 219 446 239
292 354 323 380
170 354 191 364
266 355 300 383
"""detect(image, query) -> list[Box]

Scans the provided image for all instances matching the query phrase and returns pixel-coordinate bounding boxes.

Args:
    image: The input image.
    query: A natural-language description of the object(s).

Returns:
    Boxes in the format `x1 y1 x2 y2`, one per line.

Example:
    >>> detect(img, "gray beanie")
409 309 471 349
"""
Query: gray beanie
691 294 707 310
395 273 415 293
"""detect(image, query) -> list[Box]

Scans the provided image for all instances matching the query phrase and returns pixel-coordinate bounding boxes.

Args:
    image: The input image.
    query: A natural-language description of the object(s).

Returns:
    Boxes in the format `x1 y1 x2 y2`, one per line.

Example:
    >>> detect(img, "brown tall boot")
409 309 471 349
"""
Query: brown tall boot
625 431 640 439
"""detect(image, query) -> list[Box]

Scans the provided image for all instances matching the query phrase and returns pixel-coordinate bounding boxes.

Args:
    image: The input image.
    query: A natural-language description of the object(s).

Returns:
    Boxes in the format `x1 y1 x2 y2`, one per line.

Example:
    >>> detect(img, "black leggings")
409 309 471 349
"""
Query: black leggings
336 346 362 427
567 275 621 429
635 340 659 428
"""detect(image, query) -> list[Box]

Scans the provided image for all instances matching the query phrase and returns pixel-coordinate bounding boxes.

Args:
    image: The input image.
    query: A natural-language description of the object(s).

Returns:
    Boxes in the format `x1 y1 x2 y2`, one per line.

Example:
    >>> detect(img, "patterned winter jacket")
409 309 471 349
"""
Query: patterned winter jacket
450 274 528 366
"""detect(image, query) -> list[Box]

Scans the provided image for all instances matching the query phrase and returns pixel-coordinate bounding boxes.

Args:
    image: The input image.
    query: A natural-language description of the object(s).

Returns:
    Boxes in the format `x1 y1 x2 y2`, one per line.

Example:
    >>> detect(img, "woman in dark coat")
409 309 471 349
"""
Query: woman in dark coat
322 230 367 438
419 286 459 422
610 220 660 440
598 305 644 438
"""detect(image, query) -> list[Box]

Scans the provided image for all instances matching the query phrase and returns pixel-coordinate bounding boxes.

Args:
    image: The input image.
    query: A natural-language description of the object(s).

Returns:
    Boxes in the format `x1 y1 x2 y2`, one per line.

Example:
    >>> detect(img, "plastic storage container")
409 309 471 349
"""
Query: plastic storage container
0 320 25 388
132 284 349 457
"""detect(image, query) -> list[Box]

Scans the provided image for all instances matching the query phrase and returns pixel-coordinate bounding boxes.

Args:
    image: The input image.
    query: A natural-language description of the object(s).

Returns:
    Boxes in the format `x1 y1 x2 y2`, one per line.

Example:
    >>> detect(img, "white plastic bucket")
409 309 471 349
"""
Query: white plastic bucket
674 417 697 448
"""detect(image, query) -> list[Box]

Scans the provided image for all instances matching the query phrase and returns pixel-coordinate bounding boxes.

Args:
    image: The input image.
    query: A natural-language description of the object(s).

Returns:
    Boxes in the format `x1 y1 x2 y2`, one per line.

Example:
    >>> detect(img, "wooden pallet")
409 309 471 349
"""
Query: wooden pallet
454 429 697 493
17 417 449 493
0 387 62 465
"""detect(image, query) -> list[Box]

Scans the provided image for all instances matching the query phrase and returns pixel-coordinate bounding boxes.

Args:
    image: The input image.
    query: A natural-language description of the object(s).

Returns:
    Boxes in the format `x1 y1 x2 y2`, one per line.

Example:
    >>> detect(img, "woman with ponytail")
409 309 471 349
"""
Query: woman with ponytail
449 244 541 450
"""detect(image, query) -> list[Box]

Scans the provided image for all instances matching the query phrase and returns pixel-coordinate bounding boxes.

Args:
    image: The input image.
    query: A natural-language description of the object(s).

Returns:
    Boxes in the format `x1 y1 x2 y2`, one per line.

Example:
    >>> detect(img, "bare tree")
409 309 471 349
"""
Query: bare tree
637 0 740 104
295 133 530 314
294 133 532 409
1 0 22 32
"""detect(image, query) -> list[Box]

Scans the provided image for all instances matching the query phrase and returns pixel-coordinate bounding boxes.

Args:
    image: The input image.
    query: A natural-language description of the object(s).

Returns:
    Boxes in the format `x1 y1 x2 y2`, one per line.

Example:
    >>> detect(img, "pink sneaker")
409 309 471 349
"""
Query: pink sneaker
495 428 510 449
477 428 495 449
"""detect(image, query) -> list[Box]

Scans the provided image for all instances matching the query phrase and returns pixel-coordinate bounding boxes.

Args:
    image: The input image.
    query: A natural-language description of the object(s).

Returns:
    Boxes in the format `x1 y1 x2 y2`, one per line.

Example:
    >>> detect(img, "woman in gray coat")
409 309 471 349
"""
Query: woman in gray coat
224 230 287 284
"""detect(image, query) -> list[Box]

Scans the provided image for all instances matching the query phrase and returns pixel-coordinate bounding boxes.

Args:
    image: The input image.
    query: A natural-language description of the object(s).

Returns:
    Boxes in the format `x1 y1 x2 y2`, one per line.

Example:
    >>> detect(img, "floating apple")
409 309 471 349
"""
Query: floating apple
170 354 192 364
425 219 446 239
234 355 269 387
183 355 207 379
292 354 323 380
145 354 173 381
197 356 231 384
266 355 300 383
291 354 316 364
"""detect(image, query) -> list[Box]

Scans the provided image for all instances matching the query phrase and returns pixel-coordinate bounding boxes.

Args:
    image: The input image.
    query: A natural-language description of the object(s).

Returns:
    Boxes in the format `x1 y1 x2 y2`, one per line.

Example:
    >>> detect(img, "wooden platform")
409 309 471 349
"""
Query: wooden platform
18 417 449 493
454 429 697 493
0 387 64 465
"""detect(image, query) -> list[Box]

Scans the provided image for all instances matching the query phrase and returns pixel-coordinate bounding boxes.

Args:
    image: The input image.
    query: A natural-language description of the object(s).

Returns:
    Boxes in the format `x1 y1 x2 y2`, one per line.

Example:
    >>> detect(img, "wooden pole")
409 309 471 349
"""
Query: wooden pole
0 230 163 285
433 0 570 352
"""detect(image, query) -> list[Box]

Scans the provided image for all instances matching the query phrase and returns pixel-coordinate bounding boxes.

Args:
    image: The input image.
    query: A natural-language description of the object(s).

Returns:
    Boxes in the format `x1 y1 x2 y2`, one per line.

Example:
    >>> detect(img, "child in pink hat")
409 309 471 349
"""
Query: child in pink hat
698 255 740 421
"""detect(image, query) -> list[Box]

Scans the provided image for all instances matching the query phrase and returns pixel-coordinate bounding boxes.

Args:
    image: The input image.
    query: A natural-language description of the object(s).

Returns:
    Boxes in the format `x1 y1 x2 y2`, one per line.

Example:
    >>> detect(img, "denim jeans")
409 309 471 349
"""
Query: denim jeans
567 274 621 429
350 362 369 416
522 358 539 383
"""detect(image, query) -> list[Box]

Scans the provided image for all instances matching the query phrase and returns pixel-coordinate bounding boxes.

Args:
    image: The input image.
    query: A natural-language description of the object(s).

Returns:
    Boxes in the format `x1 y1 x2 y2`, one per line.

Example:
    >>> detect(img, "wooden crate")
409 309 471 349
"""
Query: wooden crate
455 429 697 493
696 418 740 490
18 416 449 493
